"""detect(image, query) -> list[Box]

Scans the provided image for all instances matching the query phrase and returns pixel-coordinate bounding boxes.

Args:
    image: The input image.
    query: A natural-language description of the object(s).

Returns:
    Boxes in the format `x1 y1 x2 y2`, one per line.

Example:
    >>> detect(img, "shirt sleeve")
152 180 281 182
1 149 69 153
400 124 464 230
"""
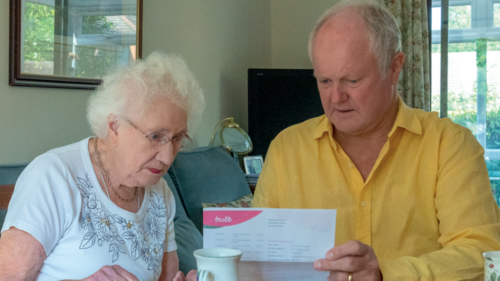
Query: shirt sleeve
163 180 177 252
379 128 500 280
252 138 282 208
1 154 77 256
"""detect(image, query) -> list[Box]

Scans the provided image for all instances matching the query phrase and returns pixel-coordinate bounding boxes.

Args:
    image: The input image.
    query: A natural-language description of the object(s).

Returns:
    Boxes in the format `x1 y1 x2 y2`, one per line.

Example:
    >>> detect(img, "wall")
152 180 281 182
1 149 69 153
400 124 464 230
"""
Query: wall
143 0 272 147
0 0 339 164
270 0 340 69
0 2 93 165
0 0 271 165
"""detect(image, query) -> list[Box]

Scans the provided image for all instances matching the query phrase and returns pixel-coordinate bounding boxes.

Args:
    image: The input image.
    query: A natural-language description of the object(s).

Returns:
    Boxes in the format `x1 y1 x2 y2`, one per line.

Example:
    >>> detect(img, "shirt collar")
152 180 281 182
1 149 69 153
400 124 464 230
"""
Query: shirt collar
313 115 338 149
313 96 422 143
388 96 422 137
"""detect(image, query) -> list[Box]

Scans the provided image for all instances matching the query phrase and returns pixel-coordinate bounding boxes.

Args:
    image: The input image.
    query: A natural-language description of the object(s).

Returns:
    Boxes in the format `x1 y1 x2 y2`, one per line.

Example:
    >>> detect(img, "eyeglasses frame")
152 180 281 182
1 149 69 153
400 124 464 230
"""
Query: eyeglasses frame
123 118 192 150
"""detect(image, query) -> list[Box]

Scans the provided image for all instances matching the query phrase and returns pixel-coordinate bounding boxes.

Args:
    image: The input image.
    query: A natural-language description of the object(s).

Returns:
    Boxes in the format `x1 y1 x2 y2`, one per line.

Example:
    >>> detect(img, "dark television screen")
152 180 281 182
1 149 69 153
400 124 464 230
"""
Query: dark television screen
248 69 324 159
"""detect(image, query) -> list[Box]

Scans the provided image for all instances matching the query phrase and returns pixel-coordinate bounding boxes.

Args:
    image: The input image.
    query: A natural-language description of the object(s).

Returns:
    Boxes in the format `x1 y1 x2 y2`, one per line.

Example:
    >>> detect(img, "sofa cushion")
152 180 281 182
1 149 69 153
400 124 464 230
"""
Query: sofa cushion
0 184 15 235
0 164 28 236
0 163 28 185
168 146 251 233
164 174 188 220
173 215 202 274
164 174 202 274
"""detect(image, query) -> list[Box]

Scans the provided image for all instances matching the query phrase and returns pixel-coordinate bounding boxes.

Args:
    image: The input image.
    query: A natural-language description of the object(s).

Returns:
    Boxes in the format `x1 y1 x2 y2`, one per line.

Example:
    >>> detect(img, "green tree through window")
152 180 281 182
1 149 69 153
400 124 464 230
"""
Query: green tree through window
23 2 55 65
22 3 129 78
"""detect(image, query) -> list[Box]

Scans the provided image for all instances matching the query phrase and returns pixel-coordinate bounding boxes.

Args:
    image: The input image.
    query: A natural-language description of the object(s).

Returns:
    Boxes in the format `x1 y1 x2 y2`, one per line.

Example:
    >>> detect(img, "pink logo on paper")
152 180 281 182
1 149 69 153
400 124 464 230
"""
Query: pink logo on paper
204 210 263 228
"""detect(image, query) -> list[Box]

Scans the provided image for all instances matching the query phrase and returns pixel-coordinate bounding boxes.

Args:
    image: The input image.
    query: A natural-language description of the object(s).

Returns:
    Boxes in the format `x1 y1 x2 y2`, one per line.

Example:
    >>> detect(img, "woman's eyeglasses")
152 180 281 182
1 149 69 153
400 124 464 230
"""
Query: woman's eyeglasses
124 118 192 151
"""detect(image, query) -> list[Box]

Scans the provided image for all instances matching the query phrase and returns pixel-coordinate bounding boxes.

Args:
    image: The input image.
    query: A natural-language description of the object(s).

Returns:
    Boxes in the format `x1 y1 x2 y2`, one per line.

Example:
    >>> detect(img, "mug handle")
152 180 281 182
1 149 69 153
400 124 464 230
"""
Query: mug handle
197 270 214 281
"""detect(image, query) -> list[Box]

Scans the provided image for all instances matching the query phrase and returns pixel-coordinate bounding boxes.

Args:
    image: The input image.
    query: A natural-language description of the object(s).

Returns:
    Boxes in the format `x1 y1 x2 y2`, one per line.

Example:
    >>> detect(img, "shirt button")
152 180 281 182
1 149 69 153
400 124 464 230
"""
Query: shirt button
361 201 367 207
348 162 353 168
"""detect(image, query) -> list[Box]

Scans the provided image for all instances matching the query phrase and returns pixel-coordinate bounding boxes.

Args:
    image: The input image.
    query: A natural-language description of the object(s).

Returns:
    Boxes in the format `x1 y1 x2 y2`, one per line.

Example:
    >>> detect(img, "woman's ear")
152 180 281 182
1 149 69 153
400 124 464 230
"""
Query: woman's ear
107 114 120 146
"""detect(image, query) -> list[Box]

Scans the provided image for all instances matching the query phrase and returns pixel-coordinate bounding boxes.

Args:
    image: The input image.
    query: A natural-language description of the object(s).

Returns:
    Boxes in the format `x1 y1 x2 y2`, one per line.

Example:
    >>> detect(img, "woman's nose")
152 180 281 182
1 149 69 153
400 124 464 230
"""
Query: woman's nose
156 142 176 167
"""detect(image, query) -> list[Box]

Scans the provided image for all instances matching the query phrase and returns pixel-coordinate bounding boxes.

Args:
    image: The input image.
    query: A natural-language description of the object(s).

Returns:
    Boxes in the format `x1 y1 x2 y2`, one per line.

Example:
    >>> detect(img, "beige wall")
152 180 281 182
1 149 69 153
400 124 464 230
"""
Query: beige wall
143 0 272 147
0 0 339 165
0 3 94 165
0 0 271 165
270 0 340 69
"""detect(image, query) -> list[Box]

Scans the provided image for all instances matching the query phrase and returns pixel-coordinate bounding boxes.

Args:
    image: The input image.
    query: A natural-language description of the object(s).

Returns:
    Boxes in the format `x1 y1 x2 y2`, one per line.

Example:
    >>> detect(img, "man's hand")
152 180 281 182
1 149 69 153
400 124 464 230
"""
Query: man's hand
173 270 197 281
313 240 382 281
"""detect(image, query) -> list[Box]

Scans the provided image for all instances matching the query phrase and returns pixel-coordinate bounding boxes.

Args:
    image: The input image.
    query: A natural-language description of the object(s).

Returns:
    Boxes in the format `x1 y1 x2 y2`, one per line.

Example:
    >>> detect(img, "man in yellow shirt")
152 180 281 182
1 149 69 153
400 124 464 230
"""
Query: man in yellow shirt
252 1 500 280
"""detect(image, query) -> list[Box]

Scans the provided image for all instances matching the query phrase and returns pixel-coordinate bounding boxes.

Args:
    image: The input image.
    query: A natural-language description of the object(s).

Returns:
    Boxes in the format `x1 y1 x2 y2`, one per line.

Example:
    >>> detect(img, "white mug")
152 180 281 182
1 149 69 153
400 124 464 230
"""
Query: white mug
484 251 500 281
194 248 242 281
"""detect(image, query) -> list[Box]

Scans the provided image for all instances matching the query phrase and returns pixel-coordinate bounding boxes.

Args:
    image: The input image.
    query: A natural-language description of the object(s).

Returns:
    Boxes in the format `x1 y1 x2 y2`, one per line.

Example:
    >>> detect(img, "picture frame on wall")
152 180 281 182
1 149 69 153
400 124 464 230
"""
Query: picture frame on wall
9 0 143 90
243 155 264 175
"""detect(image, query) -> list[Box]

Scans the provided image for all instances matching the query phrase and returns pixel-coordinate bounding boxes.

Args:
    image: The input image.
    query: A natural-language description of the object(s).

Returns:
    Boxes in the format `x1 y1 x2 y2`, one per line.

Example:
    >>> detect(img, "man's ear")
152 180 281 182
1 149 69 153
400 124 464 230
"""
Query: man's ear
389 52 405 85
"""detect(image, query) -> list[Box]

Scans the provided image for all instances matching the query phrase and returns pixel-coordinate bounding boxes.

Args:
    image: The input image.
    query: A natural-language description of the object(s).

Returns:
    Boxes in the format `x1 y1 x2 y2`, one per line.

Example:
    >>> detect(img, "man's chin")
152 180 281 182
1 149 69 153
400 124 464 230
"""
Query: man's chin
331 122 362 136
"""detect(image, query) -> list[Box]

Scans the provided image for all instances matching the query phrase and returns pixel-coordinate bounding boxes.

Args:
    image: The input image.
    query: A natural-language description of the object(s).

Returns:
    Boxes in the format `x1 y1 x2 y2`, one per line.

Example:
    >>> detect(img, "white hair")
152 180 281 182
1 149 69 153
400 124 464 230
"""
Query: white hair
308 0 402 77
87 52 205 138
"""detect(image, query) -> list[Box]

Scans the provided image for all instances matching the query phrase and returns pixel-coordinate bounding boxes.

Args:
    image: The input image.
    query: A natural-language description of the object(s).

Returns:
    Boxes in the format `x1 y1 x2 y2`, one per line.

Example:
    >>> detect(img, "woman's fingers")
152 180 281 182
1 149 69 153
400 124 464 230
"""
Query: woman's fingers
173 271 186 281
84 265 139 281
186 270 198 281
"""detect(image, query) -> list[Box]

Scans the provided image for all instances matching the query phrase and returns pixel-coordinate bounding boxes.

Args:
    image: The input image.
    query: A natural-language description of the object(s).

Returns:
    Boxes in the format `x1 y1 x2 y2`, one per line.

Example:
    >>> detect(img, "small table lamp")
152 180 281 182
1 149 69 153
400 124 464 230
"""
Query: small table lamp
210 117 253 165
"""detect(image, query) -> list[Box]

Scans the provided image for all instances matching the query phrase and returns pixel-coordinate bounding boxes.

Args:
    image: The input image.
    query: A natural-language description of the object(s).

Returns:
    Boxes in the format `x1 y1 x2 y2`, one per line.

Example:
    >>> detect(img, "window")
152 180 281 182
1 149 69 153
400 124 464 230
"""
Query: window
432 0 500 204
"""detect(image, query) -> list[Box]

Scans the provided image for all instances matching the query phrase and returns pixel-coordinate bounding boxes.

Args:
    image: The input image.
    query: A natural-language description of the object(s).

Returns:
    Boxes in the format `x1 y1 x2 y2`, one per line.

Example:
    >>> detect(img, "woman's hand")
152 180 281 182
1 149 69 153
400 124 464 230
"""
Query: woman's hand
173 270 197 281
80 265 139 281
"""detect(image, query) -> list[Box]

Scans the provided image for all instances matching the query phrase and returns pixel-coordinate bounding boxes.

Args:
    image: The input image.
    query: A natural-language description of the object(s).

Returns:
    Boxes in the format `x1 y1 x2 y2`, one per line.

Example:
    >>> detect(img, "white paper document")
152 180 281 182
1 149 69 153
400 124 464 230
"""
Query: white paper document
203 208 337 280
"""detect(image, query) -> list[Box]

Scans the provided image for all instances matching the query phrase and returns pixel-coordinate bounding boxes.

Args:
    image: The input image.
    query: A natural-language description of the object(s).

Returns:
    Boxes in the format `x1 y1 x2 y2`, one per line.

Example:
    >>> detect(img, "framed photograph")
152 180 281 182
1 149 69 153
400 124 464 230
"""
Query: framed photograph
9 0 143 90
244 155 264 175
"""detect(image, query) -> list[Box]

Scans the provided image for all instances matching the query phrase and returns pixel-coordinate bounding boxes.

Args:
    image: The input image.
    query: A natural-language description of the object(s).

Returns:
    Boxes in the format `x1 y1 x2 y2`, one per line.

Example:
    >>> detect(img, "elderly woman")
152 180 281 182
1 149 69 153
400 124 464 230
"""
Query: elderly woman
0 52 204 281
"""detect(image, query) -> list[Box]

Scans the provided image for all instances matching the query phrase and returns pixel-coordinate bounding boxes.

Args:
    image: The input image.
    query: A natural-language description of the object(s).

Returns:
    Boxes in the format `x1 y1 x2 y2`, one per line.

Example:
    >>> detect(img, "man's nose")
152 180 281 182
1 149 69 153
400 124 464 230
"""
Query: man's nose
329 82 348 103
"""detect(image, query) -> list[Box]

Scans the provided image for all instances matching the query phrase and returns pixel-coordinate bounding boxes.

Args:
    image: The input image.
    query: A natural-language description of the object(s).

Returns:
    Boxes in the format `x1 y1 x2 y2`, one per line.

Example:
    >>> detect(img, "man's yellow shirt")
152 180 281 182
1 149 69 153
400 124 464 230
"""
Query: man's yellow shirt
253 98 500 280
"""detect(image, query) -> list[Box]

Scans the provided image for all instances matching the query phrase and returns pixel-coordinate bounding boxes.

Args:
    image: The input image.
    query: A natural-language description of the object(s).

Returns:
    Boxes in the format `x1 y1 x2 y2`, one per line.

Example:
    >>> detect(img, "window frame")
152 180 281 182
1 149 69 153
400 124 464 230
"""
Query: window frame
432 0 500 160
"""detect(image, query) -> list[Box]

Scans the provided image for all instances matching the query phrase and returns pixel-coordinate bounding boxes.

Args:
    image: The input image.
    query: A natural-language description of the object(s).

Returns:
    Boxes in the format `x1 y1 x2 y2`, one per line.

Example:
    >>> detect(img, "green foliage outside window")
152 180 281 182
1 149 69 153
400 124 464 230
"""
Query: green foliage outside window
431 42 500 53
82 16 114 34
435 87 500 149
449 6 471 29
432 42 475 53
431 81 500 152
23 2 55 63
495 4 500 27
431 40 500 152
434 84 500 181
75 45 119 78
23 3 124 79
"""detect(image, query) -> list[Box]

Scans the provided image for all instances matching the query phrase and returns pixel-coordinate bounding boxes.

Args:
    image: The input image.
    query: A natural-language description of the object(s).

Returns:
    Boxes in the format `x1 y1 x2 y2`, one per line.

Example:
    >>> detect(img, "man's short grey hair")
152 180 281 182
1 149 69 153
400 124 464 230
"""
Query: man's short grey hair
308 0 402 77
87 51 205 138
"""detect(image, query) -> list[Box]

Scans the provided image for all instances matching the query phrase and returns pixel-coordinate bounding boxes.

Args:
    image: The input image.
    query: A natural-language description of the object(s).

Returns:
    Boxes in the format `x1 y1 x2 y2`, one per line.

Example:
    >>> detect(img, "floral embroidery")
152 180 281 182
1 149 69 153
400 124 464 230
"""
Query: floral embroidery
77 174 167 278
